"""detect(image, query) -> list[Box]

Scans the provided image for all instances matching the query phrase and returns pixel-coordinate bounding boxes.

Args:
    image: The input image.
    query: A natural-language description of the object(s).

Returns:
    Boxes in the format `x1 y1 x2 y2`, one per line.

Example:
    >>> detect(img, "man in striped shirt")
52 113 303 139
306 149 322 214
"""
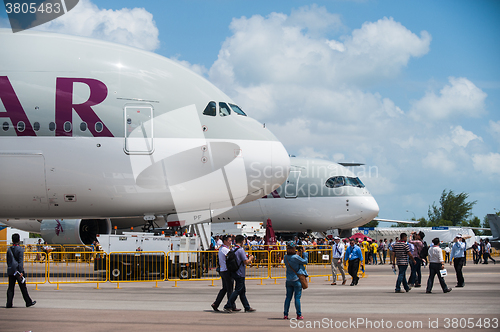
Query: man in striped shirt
390 233 416 293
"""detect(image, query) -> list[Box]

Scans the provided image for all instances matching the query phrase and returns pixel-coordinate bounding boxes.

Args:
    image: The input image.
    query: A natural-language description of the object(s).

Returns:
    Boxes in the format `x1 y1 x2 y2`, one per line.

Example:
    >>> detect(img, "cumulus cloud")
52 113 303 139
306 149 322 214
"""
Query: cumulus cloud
488 120 500 143
202 5 497 220
169 55 208 76
209 8 431 93
36 0 159 51
409 77 487 121
423 150 456 173
450 126 482 148
472 153 500 175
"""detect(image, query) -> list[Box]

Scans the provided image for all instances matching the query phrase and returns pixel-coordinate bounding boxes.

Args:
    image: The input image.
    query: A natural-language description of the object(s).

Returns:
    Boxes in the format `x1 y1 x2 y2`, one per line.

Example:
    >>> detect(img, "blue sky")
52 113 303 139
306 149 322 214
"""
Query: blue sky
2 0 499 225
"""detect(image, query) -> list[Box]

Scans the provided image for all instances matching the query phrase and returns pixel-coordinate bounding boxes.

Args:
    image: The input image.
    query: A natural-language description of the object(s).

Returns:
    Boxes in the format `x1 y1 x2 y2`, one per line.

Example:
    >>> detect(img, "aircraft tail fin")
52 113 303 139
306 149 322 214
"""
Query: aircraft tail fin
487 214 500 240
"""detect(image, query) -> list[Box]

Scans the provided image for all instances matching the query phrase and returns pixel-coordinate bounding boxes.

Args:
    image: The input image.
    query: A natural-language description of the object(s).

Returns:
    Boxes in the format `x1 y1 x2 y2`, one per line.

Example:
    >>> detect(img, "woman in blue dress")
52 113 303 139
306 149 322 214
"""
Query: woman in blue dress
283 241 308 320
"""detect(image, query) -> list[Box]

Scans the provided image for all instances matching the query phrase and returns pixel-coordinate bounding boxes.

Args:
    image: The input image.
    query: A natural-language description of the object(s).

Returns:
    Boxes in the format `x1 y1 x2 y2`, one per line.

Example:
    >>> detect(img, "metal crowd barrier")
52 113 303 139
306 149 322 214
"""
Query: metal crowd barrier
166 250 220 287
108 251 165 288
0 252 48 289
48 251 107 289
0 247 372 288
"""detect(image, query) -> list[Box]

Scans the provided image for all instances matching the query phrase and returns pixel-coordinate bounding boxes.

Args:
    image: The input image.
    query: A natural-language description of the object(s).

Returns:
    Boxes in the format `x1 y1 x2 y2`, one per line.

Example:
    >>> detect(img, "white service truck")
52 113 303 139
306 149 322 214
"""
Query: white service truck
93 233 203 280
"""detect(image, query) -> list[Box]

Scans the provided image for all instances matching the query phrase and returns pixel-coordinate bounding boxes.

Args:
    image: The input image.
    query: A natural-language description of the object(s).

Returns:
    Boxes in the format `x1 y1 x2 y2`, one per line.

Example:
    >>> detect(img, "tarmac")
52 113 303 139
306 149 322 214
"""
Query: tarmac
1 263 499 331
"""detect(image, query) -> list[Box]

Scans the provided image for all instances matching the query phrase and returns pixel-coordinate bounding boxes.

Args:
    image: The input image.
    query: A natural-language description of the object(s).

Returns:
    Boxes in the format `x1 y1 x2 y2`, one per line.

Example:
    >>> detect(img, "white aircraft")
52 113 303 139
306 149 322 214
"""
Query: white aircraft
167 157 380 233
0 30 290 243
3 157 379 243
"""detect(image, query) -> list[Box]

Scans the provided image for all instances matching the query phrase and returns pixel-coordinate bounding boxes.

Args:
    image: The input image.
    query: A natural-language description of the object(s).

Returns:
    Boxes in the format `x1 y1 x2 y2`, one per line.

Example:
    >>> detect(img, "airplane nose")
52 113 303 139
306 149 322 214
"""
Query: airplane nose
361 195 380 221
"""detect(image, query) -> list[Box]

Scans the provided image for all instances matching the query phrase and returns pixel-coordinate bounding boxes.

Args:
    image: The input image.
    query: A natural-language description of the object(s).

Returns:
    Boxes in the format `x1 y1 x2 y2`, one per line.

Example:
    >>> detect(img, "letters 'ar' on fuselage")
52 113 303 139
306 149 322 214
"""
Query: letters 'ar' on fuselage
0 30 290 219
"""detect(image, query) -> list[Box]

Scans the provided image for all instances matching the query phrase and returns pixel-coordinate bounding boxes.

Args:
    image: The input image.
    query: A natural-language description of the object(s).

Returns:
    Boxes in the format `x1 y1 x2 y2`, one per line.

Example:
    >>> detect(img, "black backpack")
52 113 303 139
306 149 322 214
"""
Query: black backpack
226 247 242 273
419 241 429 259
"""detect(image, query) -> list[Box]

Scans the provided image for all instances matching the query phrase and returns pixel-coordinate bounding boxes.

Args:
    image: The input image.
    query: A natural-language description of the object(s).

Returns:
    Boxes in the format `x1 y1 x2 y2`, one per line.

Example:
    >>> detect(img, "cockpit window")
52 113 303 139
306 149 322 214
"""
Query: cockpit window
229 103 247 116
325 176 365 188
325 176 345 188
219 102 231 117
203 101 216 116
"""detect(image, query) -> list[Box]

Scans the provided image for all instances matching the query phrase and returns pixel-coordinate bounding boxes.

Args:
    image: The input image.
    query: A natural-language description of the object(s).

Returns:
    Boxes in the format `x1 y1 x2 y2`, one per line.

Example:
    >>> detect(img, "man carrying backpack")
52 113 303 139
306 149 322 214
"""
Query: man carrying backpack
223 235 256 312
211 235 240 312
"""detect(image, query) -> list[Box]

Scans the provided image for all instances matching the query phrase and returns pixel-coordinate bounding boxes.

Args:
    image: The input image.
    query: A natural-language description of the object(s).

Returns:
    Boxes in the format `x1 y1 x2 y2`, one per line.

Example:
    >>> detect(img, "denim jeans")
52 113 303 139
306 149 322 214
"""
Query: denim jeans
409 257 422 285
395 265 409 291
284 279 302 316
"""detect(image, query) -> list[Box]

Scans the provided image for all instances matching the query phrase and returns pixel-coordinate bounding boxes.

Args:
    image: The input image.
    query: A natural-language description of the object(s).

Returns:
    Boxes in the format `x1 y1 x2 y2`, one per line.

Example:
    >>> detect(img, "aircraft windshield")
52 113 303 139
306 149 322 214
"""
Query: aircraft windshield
229 103 247 116
203 101 216 116
325 176 365 188
219 102 231 117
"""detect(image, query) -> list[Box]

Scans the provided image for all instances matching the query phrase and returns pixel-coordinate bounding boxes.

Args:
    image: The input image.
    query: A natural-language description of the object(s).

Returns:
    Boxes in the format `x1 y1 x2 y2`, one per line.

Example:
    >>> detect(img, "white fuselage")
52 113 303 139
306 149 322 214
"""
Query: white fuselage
0 30 289 220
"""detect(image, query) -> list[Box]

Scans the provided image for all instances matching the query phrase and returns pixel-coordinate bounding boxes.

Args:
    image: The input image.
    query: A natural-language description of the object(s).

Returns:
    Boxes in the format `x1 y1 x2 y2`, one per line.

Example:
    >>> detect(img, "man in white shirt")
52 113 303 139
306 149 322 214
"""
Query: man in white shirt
211 235 240 312
331 237 346 285
483 239 496 264
426 237 452 293
215 236 223 250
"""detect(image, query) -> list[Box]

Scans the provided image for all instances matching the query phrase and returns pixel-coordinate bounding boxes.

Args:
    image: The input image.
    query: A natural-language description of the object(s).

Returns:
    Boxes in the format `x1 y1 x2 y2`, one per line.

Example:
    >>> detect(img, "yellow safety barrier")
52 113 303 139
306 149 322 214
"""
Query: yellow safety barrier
303 248 331 280
0 247 378 289
166 250 220 287
0 252 48 288
269 248 365 284
62 244 94 252
245 249 269 284
48 251 107 289
108 251 165 287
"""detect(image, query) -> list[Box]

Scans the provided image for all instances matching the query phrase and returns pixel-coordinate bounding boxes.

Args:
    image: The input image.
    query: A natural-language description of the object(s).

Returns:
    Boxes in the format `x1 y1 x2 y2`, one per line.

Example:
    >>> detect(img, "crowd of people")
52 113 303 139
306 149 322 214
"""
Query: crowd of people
6 231 496 316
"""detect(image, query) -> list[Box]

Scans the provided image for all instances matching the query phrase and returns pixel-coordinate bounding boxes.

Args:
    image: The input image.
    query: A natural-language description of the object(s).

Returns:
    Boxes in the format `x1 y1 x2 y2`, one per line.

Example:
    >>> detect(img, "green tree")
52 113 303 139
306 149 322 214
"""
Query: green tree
427 190 477 226
361 219 379 228
461 216 482 235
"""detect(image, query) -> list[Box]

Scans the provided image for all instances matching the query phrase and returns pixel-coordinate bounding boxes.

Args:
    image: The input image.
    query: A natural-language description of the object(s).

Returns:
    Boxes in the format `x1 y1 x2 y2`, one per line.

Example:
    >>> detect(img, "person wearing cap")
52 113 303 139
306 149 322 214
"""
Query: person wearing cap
283 241 308 320
330 237 346 285
450 234 466 287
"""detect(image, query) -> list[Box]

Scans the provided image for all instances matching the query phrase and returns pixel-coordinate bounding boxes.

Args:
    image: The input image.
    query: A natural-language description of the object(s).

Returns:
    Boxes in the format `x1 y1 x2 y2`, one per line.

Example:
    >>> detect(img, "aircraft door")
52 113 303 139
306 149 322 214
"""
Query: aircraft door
124 104 154 154
0 153 48 212
284 171 300 198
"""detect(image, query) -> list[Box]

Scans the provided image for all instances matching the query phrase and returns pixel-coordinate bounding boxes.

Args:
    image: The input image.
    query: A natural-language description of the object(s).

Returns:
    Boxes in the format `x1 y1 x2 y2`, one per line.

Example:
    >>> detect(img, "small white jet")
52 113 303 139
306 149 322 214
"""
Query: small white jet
0 30 290 243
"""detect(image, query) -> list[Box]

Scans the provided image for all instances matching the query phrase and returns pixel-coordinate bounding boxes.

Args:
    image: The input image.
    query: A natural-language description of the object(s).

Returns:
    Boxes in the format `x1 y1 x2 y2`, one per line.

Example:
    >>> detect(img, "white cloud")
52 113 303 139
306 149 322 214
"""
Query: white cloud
297 147 328 159
450 126 482 148
337 17 431 82
36 0 159 51
409 77 487 121
488 120 500 143
423 150 456 173
472 153 500 175
209 10 431 92
170 56 207 76
202 5 498 220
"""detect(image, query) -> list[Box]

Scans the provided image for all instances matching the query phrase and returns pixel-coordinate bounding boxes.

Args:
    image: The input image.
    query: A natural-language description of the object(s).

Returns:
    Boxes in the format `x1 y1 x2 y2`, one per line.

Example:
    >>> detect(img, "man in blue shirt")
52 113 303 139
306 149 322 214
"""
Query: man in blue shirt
344 238 363 286
450 234 466 287
224 235 256 312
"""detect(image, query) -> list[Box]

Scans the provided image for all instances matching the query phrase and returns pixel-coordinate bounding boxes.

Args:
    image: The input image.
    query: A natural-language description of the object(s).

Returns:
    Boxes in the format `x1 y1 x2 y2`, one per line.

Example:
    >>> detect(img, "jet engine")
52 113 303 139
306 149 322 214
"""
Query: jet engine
40 219 112 245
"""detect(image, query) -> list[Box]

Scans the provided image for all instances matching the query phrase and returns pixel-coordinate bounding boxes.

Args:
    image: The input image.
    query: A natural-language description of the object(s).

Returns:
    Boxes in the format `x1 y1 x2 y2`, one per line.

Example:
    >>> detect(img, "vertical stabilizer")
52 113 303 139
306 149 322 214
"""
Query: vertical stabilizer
487 214 500 240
